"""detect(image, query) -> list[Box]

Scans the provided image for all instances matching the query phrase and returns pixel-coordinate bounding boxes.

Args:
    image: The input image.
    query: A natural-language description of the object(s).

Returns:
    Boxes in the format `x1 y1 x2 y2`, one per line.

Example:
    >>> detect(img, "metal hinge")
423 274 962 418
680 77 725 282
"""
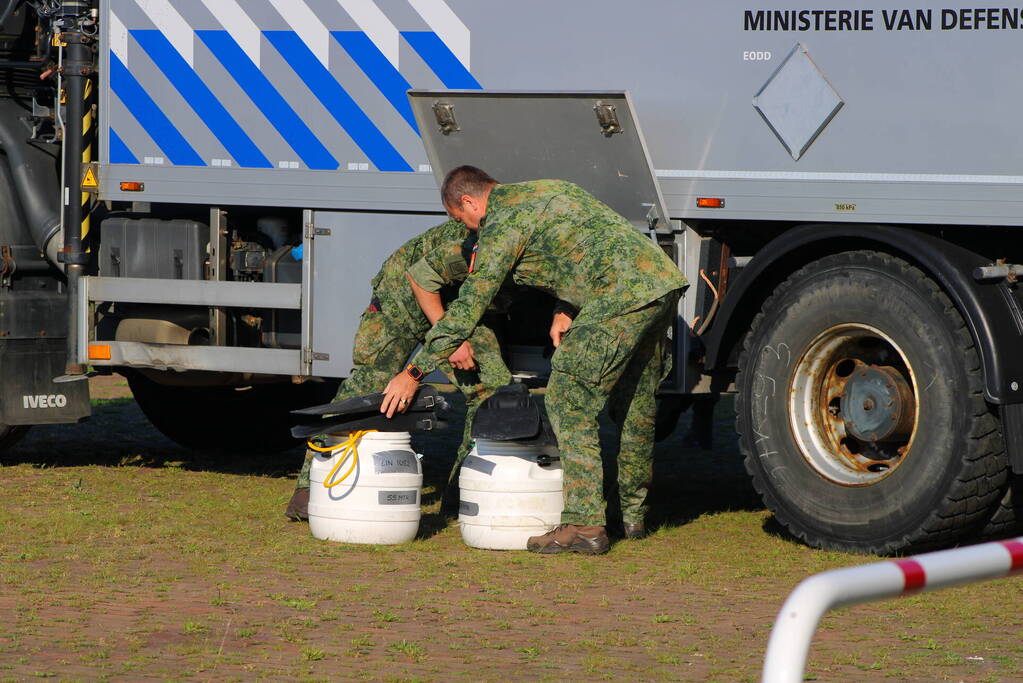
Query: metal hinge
304 224 331 239
303 347 330 364
594 101 623 137
643 203 662 232
432 101 459 135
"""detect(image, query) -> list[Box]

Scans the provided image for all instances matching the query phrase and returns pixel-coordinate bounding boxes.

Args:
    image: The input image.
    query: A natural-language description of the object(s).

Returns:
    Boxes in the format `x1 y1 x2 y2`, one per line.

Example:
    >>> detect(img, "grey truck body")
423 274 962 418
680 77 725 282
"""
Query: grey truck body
88 0 1023 382
100 1 1023 224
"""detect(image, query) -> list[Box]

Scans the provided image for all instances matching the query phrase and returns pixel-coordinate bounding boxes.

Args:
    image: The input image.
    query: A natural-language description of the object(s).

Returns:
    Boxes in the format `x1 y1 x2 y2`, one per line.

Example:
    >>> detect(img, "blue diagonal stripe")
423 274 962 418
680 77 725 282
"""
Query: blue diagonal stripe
132 30 272 169
332 31 418 133
109 52 205 166
108 128 139 164
400 32 482 89
264 31 412 173
196 30 338 171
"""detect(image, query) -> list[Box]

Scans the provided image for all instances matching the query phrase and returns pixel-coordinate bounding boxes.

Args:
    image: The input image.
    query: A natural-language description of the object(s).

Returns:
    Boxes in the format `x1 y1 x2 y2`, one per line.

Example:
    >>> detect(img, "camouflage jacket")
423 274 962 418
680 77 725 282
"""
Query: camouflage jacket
424 180 687 358
371 219 470 340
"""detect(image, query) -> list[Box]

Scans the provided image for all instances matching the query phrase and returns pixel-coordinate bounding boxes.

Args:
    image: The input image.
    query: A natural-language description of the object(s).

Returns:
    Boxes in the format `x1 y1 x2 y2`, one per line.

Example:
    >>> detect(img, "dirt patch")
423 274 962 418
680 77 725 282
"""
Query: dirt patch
88 373 133 400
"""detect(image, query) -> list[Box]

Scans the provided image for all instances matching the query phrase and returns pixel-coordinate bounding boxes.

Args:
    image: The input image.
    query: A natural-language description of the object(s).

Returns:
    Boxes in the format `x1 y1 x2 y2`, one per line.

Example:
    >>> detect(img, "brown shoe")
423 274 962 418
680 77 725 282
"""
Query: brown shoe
284 487 310 522
526 524 609 555
623 522 647 539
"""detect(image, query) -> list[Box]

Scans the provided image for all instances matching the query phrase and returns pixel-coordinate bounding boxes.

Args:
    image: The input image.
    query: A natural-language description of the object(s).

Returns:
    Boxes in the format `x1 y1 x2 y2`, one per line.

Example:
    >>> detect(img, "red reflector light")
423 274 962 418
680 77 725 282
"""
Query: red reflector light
697 197 725 208
120 182 145 192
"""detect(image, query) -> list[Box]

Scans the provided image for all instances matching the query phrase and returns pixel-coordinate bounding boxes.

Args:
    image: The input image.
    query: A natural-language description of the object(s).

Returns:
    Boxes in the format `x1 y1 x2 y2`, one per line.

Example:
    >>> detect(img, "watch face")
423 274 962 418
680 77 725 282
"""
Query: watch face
406 364 424 381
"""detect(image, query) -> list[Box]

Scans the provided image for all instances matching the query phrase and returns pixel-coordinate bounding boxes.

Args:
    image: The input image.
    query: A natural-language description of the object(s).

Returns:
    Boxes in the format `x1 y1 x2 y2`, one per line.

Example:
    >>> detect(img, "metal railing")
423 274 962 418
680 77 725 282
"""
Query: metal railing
762 537 1023 683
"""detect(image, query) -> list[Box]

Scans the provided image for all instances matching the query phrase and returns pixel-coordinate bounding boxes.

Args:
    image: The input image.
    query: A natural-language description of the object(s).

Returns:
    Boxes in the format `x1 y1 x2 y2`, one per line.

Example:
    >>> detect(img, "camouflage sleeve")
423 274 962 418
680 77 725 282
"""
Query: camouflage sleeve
553 299 579 318
406 240 469 293
406 258 447 293
424 220 529 357
405 344 439 376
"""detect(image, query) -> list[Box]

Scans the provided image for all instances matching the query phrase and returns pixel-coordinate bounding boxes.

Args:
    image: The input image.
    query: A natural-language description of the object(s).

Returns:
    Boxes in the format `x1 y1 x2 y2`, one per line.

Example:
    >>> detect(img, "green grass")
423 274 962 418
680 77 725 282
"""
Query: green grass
182 622 208 635
1 392 1021 681
388 640 425 662
300 646 327 661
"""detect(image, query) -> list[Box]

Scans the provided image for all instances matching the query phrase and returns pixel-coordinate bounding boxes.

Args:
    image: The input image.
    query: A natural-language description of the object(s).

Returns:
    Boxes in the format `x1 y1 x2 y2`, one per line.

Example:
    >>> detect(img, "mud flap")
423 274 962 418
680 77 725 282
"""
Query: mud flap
0 339 90 425
1000 403 1023 475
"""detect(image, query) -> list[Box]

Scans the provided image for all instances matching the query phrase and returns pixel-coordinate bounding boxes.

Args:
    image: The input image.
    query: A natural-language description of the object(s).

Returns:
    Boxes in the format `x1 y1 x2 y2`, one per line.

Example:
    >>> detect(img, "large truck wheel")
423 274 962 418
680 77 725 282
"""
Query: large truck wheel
735 251 1007 554
126 372 338 454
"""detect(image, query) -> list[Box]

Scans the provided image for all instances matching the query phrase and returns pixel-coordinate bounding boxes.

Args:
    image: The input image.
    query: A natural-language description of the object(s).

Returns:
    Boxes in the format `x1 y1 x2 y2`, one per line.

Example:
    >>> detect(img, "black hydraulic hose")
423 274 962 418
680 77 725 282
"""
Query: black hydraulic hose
0 98 61 260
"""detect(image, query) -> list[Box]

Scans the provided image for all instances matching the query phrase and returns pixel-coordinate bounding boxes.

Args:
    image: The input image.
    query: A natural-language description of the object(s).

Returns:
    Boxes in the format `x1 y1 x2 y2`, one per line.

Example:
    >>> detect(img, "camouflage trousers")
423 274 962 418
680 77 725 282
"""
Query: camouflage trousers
296 307 510 490
546 291 681 527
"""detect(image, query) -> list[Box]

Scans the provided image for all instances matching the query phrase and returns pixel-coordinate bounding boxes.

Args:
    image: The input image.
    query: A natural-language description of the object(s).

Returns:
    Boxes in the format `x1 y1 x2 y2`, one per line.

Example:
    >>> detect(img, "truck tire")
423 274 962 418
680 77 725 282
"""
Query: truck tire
981 477 1023 539
126 373 338 454
735 250 1007 554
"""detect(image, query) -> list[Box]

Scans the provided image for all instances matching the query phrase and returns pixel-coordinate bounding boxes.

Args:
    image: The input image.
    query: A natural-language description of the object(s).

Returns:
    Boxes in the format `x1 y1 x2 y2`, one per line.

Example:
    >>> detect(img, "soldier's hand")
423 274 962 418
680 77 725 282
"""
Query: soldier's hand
449 341 476 370
381 372 419 418
550 312 574 348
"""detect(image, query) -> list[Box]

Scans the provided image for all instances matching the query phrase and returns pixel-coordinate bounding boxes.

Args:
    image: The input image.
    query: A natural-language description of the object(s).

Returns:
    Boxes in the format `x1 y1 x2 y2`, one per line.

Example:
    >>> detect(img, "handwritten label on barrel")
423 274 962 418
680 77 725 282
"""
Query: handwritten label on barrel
373 450 419 475
462 455 496 476
378 490 418 506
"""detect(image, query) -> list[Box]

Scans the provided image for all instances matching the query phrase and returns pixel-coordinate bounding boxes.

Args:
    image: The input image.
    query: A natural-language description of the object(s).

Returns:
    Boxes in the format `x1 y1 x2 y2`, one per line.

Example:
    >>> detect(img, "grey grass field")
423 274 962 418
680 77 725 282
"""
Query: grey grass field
0 379 1021 681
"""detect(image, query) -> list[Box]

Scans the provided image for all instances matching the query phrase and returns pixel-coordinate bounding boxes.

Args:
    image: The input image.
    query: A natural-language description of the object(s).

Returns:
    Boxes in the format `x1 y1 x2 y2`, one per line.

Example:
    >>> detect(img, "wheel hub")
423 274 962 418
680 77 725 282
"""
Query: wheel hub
840 365 916 442
788 324 919 486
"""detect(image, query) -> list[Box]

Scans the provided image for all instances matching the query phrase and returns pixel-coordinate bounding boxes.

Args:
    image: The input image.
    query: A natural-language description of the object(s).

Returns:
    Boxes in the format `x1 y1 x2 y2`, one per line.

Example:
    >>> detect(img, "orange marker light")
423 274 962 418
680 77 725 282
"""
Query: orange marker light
88 344 112 360
119 181 145 192
697 197 725 208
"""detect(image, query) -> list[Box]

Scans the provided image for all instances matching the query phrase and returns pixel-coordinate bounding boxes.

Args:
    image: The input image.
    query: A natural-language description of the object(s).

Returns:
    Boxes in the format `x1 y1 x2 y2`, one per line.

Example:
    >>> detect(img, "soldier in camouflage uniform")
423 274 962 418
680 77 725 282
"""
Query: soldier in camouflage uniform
285 219 512 520
398 166 686 555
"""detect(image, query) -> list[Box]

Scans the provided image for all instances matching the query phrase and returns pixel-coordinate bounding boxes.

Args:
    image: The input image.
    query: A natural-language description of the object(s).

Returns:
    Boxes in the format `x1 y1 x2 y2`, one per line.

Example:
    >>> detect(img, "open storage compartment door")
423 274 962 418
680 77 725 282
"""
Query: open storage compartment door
408 91 671 233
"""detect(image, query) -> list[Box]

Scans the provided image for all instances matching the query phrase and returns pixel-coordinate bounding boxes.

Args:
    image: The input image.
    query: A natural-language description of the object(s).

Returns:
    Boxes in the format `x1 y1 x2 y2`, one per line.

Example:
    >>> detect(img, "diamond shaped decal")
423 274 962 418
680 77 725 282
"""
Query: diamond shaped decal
753 43 844 161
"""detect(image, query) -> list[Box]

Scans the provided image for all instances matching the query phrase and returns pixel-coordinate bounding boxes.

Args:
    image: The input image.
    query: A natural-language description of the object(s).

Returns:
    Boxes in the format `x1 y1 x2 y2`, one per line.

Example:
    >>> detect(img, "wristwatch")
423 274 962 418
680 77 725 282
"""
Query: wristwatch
405 363 425 382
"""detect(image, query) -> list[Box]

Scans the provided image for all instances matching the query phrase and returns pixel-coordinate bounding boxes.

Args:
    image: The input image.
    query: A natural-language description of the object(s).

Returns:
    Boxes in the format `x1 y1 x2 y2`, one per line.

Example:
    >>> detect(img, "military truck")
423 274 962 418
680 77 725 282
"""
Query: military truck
0 0 1019 553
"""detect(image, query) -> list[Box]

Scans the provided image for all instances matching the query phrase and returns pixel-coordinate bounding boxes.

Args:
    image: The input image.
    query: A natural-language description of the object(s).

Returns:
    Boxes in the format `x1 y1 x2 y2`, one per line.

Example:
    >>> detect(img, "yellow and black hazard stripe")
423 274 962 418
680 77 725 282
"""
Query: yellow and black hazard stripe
79 77 95 252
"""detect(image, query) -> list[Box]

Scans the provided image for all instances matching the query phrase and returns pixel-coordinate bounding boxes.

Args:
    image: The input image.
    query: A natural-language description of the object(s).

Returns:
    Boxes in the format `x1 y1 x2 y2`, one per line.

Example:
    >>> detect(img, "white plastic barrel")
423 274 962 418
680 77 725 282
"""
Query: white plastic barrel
308 432 422 544
458 439 564 550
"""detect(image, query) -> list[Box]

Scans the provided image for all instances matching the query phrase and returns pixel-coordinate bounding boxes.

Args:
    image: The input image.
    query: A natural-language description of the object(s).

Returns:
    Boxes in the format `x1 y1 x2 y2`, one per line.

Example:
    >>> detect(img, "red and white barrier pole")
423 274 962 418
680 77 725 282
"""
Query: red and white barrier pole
762 537 1023 683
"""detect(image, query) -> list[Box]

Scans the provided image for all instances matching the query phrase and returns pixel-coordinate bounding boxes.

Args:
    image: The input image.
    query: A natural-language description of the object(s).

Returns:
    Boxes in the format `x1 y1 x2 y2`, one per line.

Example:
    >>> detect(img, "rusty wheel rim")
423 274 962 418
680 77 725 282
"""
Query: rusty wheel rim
788 324 918 486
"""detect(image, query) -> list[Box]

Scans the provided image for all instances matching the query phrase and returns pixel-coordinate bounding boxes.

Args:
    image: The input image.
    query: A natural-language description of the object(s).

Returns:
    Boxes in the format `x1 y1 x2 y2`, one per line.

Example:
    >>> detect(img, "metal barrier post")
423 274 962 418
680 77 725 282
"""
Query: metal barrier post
762 537 1023 683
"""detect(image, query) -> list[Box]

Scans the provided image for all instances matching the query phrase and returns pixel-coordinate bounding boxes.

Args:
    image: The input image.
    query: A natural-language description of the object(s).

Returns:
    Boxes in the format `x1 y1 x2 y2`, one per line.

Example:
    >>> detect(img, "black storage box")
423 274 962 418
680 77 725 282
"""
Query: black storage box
100 217 206 280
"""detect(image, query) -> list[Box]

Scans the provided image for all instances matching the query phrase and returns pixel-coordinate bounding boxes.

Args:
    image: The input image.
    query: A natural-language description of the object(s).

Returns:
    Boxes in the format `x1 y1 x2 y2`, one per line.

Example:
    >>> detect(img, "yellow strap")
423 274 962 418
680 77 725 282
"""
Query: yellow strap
309 430 377 489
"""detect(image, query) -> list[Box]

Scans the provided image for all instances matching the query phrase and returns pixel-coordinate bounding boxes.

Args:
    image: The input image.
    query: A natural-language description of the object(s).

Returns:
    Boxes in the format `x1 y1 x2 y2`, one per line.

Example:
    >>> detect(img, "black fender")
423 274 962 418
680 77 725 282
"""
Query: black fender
702 223 1023 405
